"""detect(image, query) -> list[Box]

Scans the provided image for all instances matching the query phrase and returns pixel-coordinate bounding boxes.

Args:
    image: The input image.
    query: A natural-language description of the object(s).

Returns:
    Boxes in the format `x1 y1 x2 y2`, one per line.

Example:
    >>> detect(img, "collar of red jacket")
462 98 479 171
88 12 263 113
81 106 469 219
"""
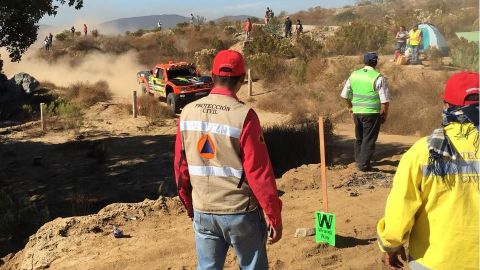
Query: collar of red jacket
210 86 239 100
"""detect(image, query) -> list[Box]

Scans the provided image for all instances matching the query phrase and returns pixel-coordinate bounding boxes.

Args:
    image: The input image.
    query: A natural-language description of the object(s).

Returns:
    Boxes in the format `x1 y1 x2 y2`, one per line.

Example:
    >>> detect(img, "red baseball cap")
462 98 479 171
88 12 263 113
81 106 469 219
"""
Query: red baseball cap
212 50 246 77
443 71 479 106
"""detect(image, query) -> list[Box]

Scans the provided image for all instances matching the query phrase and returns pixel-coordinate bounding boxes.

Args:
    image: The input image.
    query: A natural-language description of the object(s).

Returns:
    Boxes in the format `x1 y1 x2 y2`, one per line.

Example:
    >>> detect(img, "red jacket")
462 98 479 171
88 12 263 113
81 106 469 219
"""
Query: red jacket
244 21 252 32
174 87 282 229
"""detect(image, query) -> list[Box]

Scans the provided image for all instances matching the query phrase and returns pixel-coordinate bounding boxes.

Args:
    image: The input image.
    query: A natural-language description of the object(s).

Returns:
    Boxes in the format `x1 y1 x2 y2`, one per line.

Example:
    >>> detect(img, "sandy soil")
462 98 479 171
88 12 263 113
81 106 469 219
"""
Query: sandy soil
1 79 419 269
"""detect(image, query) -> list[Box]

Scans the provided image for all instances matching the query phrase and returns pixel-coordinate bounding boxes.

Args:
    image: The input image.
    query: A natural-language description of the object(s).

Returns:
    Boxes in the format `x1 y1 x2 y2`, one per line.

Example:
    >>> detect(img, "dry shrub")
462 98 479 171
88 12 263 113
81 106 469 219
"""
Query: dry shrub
290 6 336 25
324 22 388 56
244 28 295 59
381 69 449 136
64 81 112 106
46 98 84 132
450 38 479 71
246 53 288 87
71 38 103 52
137 96 176 123
424 47 442 69
194 48 217 73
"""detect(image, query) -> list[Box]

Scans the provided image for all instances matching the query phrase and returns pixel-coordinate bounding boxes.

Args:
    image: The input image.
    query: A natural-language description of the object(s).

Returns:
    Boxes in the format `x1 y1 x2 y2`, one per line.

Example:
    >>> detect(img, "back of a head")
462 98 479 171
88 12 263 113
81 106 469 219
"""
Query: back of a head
211 50 246 91
363 52 378 67
443 71 479 108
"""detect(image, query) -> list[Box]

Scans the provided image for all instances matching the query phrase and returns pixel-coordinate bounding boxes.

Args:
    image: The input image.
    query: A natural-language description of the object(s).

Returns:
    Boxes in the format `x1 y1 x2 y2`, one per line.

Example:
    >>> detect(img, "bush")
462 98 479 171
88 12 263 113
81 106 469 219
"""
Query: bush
0 189 49 242
450 38 479 71
294 35 322 62
55 30 71 42
64 81 112 106
424 47 442 68
46 98 84 131
194 48 217 72
224 26 236 35
246 53 287 86
244 28 295 58
91 29 99 37
324 22 388 55
137 96 176 124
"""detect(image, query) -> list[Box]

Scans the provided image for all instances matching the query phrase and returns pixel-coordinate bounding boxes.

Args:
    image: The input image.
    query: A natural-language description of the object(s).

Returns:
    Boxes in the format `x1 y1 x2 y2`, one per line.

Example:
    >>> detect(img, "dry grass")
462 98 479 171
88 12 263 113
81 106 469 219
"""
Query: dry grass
381 68 450 136
64 81 112 107
137 96 176 124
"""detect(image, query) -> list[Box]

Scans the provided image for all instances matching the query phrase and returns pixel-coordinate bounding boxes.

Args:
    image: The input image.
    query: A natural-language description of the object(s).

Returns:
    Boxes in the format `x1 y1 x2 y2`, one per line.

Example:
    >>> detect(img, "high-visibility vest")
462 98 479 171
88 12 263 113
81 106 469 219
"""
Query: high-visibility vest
377 122 479 269
350 68 381 114
179 93 259 214
409 29 422 46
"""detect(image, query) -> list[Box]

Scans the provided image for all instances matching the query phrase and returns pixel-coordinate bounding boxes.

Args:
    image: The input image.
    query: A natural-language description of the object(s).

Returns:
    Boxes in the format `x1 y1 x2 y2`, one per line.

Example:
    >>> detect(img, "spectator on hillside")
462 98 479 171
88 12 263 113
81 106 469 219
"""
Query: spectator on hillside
409 24 423 65
48 33 53 46
44 36 50 51
190 13 195 26
83 24 88 36
265 7 270 24
284 16 292 38
243 18 253 42
70 26 75 38
295 19 303 38
392 25 408 61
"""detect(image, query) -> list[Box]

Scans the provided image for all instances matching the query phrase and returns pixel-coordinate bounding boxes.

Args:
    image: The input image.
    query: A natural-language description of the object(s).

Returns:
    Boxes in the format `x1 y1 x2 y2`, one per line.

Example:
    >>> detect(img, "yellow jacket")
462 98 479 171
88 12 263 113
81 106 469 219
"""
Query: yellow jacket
409 29 422 46
377 122 479 270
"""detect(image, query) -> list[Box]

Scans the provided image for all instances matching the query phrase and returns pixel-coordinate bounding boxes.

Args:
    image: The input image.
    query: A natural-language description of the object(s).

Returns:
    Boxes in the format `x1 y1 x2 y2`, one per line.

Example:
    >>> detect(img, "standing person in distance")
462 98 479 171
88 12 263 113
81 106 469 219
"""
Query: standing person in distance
244 18 253 42
340 52 390 172
295 19 304 38
83 24 88 37
409 24 423 65
284 16 292 38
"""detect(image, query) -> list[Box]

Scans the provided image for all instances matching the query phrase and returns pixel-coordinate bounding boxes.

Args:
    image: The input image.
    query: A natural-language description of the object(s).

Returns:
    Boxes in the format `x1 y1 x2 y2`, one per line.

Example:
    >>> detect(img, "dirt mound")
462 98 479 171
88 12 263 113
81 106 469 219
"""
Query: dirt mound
2 197 183 270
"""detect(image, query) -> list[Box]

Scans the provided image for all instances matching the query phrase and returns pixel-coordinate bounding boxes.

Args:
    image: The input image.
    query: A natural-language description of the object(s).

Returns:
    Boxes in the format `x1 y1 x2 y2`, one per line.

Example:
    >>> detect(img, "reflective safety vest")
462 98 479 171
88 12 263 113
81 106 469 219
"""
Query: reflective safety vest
377 122 479 270
350 68 381 114
409 29 422 46
179 93 259 214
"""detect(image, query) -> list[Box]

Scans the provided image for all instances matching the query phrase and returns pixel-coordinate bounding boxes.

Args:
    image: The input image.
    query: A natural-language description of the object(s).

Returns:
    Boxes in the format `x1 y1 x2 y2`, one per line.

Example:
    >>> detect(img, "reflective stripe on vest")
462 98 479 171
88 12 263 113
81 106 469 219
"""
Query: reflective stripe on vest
350 68 381 114
423 160 480 176
180 93 258 214
410 29 421 46
180 121 241 138
188 165 243 179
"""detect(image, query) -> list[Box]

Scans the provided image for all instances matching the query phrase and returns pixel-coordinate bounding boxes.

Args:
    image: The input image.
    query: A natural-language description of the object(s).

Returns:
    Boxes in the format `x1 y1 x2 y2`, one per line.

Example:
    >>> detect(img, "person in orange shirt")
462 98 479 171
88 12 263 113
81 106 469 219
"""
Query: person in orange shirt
83 24 88 36
244 18 252 42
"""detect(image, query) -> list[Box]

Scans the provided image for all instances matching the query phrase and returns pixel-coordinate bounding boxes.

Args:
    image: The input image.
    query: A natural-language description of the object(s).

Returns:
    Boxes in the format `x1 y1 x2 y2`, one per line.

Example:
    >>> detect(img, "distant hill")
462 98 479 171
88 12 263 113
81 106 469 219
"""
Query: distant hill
99 15 189 34
215 15 259 22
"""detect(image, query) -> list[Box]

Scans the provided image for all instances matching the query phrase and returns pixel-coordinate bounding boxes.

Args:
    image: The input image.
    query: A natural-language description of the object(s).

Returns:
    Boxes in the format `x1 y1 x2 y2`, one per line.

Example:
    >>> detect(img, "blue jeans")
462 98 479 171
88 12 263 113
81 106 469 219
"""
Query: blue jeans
411 45 419 64
193 209 268 270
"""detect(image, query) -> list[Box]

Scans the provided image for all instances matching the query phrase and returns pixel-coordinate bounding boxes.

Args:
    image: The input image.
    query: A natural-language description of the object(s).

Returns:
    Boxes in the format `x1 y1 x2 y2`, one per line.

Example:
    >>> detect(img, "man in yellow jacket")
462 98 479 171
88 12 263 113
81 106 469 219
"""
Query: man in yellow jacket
377 71 479 270
409 24 423 65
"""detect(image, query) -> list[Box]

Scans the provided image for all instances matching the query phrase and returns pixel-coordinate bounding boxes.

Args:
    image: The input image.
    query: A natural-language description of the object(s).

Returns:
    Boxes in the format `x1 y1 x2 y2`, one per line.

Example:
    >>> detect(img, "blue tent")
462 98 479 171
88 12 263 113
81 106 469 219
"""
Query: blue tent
418 23 449 55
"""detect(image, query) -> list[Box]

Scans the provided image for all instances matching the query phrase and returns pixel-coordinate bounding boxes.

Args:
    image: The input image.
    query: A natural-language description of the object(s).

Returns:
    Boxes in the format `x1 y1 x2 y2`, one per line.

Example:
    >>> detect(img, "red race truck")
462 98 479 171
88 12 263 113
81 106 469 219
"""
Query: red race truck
137 62 213 113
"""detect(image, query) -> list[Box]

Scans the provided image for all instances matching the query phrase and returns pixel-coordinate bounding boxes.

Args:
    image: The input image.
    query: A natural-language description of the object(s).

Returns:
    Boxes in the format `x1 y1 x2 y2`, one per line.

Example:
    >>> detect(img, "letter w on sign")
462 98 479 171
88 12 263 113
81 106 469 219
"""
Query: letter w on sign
315 211 335 246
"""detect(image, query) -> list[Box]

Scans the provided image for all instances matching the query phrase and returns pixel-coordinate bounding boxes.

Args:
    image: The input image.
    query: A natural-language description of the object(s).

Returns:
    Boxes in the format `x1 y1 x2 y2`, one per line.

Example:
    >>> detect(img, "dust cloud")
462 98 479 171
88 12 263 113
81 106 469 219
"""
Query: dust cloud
2 50 145 98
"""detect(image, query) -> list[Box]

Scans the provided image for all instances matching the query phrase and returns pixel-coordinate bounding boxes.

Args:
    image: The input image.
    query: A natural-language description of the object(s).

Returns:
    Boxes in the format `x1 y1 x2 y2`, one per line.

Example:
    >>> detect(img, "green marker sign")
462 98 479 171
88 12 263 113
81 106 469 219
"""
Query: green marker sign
315 211 335 246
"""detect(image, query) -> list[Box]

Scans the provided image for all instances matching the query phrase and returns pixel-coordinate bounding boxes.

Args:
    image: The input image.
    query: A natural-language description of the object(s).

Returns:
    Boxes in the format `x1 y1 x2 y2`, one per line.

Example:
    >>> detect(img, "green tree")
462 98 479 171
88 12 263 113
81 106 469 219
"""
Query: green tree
0 0 83 62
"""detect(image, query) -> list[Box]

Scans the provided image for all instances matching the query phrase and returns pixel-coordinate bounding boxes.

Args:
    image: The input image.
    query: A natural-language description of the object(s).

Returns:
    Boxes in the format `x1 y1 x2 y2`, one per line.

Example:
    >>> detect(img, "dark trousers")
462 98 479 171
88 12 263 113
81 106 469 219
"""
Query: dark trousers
353 114 382 170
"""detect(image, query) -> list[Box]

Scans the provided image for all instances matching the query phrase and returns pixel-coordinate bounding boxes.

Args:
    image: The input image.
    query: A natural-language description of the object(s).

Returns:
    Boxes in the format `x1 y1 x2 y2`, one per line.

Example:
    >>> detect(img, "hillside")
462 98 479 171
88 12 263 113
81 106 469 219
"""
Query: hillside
100 14 189 33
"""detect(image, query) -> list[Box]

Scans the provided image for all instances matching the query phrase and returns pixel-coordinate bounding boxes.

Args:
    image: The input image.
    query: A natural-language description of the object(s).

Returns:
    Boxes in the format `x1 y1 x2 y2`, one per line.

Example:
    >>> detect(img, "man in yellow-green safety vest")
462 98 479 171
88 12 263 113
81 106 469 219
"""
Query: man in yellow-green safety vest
409 24 423 65
341 52 390 172
377 71 479 270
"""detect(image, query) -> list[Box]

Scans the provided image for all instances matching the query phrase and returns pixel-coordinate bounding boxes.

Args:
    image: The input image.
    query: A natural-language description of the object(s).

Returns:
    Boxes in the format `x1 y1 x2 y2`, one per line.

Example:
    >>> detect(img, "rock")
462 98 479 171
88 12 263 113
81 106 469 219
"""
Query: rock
7 72 40 96
294 228 316 237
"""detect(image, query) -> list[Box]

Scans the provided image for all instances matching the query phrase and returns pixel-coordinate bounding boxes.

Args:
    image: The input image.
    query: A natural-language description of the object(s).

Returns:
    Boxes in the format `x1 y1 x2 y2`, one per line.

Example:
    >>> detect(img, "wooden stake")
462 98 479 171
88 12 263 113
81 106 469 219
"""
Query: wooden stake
132 90 138 118
248 69 253 96
40 103 46 131
319 116 328 212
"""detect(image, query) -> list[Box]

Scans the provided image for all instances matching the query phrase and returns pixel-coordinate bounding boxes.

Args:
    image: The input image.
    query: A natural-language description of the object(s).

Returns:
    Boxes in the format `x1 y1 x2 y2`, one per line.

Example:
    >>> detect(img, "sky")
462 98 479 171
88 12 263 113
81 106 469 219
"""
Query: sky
40 0 356 26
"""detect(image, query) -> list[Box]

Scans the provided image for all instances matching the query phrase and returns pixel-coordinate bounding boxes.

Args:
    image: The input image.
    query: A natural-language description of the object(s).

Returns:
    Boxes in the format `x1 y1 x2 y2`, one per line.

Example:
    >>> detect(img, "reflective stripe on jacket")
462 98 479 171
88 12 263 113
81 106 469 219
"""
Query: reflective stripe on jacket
350 68 381 114
409 29 422 46
377 122 479 270
179 93 259 214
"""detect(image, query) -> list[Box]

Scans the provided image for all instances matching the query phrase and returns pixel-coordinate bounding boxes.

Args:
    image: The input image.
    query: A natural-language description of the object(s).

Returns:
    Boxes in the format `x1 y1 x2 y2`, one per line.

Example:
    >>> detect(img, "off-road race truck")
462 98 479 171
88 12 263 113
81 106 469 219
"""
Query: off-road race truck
137 62 213 113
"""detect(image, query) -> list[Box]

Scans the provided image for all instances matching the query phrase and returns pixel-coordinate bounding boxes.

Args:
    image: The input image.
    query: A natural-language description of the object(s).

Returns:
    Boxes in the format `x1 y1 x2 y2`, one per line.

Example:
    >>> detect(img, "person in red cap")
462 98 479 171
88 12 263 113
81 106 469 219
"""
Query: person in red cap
377 71 479 270
174 50 282 269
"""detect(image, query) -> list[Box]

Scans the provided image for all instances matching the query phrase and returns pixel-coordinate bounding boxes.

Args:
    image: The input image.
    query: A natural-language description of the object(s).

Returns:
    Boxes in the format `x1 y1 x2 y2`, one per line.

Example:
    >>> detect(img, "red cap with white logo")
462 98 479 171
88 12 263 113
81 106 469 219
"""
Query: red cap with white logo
211 50 246 77
443 71 479 106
